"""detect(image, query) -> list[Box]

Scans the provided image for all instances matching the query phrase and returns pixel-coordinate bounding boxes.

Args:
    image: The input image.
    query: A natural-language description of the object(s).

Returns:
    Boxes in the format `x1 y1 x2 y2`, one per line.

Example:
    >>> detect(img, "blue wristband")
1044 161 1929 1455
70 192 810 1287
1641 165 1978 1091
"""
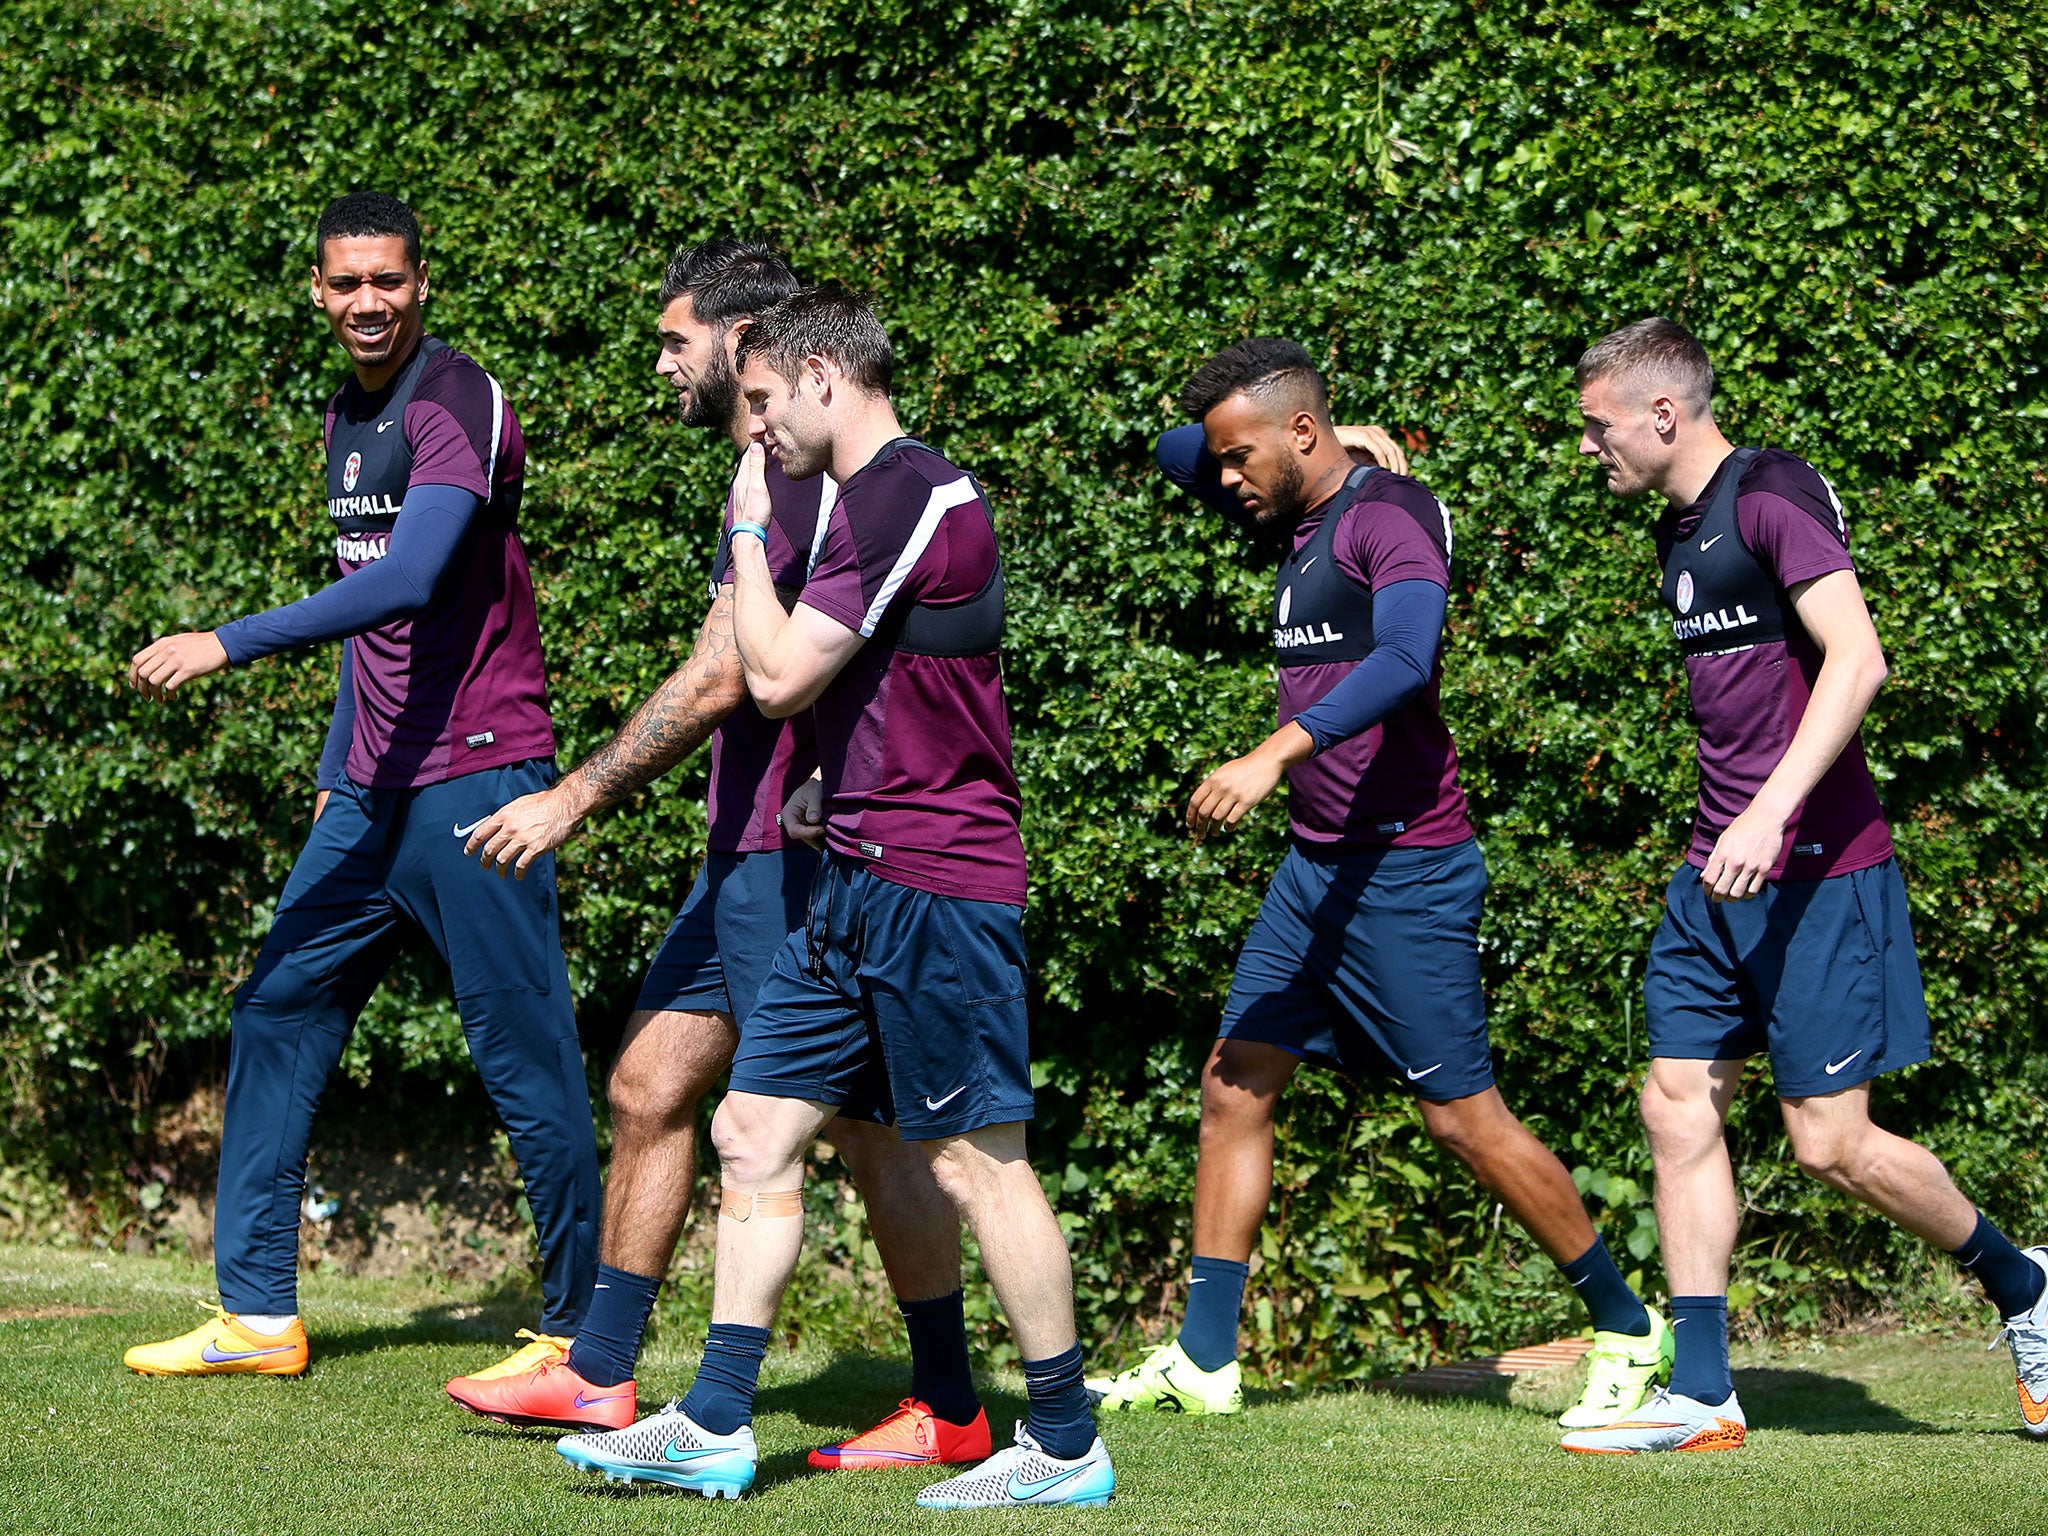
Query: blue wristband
729 520 770 543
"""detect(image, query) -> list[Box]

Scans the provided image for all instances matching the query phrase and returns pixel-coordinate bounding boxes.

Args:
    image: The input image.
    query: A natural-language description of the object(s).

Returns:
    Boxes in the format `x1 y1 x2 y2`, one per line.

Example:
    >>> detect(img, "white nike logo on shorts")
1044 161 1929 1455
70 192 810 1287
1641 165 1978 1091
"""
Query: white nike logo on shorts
452 819 487 838
924 1086 967 1112
1405 1063 1443 1081
1824 1049 1864 1075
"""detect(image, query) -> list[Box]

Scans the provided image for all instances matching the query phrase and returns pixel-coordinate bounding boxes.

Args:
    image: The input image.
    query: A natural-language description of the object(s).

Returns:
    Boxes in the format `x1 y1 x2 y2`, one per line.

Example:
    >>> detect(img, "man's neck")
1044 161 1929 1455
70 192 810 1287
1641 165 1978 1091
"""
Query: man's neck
830 397 908 484
1299 447 1358 515
353 331 423 394
1658 424 1738 509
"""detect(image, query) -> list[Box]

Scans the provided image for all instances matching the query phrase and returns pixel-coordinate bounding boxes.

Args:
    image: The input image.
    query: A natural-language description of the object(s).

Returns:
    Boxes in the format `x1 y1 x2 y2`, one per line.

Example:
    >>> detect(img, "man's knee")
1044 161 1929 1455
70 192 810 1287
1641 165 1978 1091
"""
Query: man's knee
1640 1069 1726 1158
709 1093 813 1190
1199 1041 1290 1132
1783 1112 1870 1189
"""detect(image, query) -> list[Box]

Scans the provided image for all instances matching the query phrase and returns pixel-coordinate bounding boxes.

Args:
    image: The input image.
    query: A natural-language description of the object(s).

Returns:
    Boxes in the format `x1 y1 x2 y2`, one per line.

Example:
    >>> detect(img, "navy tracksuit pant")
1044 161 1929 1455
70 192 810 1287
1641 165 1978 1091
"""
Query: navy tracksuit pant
214 760 600 1331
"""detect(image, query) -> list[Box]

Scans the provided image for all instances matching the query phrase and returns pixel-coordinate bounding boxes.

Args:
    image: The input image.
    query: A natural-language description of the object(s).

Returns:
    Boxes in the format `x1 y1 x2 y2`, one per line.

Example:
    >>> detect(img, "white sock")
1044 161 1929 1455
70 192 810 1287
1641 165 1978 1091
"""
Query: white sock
235 1313 300 1335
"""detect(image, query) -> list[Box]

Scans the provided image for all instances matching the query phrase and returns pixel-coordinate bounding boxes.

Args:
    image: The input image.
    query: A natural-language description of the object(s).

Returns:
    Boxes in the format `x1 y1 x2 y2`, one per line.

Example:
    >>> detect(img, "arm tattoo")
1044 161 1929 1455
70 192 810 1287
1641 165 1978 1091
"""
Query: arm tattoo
574 592 746 812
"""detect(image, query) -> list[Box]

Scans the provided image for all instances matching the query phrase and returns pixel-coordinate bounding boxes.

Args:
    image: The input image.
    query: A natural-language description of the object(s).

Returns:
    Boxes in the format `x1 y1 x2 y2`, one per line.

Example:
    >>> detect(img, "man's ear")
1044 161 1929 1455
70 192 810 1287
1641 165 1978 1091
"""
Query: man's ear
308 265 323 304
1651 391 1680 439
724 315 753 363
1289 408 1322 453
803 352 833 405
415 259 430 303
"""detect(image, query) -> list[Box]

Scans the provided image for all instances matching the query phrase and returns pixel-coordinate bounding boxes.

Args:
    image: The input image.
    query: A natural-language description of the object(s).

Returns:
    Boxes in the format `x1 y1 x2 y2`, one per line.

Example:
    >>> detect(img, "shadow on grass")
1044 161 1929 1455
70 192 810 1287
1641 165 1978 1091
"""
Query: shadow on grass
301 1275 549 1364
1735 1366 1937 1436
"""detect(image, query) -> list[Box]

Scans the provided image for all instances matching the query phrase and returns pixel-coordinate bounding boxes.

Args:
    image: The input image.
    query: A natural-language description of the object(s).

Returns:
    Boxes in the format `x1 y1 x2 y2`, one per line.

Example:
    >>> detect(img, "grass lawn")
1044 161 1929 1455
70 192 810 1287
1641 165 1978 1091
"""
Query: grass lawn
1 1243 2037 1536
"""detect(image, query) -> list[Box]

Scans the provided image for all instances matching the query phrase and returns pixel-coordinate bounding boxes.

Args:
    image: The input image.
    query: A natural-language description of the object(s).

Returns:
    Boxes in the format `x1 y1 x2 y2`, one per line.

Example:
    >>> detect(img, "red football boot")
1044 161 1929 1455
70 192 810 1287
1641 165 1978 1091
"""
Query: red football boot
446 1355 636 1432
807 1398 993 1470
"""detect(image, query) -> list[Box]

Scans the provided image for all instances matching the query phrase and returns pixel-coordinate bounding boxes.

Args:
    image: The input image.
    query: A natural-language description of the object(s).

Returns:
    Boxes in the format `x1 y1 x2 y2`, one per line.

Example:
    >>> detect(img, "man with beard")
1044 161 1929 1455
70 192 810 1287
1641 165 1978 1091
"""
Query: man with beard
554 285 1113 1507
448 243 989 1469
1084 337 1669 1439
122 191 601 1384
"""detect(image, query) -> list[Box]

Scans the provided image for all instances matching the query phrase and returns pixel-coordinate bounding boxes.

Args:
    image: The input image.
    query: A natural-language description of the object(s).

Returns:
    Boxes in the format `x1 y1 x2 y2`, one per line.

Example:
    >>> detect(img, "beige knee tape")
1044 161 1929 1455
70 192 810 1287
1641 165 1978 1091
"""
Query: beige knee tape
720 1185 803 1222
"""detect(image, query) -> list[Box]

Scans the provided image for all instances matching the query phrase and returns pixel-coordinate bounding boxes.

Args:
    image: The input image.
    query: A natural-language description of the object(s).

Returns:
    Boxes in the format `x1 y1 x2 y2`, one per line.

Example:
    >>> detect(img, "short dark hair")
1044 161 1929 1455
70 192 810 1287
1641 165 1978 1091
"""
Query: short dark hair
1178 337 1329 421
316 191 421 267
658 238 800 326
733 283 894 396
1574 316 1715 415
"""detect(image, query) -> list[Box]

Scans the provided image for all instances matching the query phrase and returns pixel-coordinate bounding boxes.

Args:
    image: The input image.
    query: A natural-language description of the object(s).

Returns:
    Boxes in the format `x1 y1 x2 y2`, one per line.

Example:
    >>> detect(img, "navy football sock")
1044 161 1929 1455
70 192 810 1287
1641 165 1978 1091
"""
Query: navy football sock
679 1322 772 1435
1558 1237 1651 1337
1021 1343 1095 1461
1667 1295 1733 1406
1176 1255 1249 1372
900 1288 981 1425
1949 1211 2046 1319
566 1264 661 1388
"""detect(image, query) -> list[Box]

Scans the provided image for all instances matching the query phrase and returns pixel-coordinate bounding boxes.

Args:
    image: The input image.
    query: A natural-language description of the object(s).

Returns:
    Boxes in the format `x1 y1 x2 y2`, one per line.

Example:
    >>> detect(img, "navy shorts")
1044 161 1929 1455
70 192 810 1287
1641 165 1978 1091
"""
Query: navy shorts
635 845 820 1021
729 853 1035 1140
1643 857 1931 1097
1219 839 1494 1102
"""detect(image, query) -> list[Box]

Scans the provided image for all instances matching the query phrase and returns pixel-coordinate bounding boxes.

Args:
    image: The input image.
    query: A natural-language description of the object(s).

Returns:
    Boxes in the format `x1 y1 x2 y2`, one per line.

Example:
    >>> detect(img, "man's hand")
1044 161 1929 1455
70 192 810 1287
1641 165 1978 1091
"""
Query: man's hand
465 788 584 879
732 439 774 530
1187 724 1314 844
1700 805 1785 902
1334 424 1409 477
314 789 331 823
129 632 230 701
779 773 825 848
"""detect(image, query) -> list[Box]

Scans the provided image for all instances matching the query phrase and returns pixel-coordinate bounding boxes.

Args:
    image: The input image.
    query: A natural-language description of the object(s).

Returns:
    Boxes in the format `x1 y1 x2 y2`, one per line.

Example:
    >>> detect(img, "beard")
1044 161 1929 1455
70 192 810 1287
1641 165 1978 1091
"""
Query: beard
679 347 740 429
772 429 833 481
1250 452 1308 525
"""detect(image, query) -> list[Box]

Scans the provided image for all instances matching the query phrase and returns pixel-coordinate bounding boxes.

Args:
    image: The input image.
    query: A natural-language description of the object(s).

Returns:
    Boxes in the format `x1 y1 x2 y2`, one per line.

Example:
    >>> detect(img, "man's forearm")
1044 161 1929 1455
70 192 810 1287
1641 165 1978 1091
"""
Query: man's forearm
560 596 744 818
728 536 790 693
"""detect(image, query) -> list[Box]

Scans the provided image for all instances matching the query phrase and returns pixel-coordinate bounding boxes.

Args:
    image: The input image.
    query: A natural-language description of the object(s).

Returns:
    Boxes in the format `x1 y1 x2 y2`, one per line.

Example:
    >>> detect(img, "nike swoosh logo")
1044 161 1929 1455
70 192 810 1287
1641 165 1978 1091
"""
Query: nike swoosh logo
1006 1463 1095 1501
376 420 396 433
1189 1277 1207 1285
2022 1384 2048 1425
1824 1050 1863 1075
452 819 487 838
924 1085 967 1112
664 1441 735 1463
573 1391 631 1409
200 1339 296 1363
1405 1063 1443 1081
1300 556 1319 572
1699 534 1725 551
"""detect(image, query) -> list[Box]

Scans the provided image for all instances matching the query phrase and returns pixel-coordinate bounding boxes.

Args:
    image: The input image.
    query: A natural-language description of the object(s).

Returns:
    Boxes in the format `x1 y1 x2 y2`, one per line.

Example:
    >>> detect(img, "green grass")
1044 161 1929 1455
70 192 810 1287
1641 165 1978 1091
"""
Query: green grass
1 1244 2039 1536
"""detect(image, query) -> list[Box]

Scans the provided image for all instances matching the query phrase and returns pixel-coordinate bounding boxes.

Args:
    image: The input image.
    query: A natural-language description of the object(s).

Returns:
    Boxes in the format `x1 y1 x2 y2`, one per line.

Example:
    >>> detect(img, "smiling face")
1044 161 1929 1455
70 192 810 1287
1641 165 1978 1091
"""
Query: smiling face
1577 372 1678 500
738 351 833 481
311 235 427 390
654 294 744 431
1202 390 1310 525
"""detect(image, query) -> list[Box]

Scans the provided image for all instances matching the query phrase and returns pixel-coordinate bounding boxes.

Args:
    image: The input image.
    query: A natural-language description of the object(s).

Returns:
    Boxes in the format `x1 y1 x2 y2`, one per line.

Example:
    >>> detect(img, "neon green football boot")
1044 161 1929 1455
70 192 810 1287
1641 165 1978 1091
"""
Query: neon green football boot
1558 1305 1673 1429
1084 1339 1243 1415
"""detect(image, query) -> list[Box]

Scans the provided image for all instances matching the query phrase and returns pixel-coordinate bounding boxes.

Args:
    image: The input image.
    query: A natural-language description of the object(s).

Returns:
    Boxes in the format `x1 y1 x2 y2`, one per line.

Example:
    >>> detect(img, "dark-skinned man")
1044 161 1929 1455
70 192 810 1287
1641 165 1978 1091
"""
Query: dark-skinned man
122 191 601 1385
1085 337 1669 1440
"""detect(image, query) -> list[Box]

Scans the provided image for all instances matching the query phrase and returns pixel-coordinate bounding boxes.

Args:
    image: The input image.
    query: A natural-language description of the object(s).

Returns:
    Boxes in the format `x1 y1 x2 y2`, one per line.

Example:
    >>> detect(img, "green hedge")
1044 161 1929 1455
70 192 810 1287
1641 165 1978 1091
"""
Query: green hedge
3 0 2043 1378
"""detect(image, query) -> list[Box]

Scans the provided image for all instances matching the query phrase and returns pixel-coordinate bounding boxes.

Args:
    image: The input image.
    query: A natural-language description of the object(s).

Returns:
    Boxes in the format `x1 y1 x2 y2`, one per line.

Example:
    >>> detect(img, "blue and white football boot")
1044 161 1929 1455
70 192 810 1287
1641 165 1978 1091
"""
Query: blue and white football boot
557 1400 757 1498
914 1423 1114 1509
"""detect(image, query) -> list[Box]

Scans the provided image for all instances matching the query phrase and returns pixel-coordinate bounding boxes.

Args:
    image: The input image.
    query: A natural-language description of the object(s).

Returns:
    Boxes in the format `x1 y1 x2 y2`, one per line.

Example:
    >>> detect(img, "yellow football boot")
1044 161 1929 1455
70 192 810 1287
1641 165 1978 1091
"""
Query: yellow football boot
456 1328 572 1383
123 1309 308 1376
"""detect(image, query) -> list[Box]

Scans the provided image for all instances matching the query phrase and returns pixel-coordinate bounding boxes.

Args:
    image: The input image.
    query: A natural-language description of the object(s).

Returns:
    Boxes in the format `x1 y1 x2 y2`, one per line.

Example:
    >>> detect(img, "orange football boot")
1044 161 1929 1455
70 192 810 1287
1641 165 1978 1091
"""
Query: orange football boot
446 1355 636 1431
124 1309 309 1377
807 1398 993 1470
